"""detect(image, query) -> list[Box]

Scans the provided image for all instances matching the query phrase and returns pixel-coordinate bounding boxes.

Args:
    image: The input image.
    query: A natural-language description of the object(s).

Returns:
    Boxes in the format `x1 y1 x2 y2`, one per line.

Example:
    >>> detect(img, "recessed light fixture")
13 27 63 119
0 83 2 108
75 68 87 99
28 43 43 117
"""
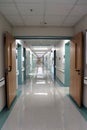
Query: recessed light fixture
33 47 48 50
34 93 48 96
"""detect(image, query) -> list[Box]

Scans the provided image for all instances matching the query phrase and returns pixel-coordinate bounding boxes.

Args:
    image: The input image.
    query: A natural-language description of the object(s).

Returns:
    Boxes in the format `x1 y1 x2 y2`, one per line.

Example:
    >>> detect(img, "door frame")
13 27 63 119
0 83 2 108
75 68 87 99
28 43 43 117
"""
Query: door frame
15 35 84 108
15 36 71 40
15 36 71 81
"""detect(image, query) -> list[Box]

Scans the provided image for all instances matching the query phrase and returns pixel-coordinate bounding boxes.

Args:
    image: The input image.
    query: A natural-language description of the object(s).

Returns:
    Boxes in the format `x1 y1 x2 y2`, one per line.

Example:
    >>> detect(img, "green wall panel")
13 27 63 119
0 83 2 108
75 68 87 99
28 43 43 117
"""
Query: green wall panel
65 42 70 86
18 45 22 84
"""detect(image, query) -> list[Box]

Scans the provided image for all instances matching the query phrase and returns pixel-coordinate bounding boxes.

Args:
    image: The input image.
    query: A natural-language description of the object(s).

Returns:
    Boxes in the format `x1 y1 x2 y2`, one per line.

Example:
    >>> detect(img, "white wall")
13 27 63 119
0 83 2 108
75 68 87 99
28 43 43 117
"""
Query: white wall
56 40 70 83
13 26 74 37
56 40 66 70
0 14 12 111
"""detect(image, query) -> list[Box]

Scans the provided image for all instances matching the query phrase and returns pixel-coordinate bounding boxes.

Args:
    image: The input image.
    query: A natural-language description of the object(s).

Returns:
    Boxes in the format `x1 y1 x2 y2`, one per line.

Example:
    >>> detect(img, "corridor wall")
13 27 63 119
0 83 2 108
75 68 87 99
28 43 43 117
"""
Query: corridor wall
26 49 30 78
56 40 65 84
32 55 37 70
56 40 70 86
26 48 37 78
13 26 74 37
44 52 51 70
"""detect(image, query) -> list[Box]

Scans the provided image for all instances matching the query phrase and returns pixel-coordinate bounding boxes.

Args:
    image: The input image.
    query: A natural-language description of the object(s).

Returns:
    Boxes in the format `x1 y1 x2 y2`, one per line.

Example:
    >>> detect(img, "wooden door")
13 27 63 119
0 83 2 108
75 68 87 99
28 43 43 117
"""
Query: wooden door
70 32 83 107
5 32 16 108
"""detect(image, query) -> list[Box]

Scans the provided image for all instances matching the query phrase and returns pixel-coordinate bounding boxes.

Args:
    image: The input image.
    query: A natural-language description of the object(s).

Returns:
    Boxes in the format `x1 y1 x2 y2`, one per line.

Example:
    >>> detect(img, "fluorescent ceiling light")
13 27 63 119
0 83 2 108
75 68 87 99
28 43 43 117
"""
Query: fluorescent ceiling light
37 56 43 57
36 53 44 54
37 54 43 56
33 47 48 50
35 51 45 54
34 93 48 96
36 54 44 56
37 76 44 78
36 81 46 84
35 50 46 51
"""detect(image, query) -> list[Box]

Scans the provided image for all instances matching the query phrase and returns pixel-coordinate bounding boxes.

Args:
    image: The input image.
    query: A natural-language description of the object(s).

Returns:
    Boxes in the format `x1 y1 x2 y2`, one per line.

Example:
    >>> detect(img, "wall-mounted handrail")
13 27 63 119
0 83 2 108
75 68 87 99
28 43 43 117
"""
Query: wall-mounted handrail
0 77 5 88
0 77 5 82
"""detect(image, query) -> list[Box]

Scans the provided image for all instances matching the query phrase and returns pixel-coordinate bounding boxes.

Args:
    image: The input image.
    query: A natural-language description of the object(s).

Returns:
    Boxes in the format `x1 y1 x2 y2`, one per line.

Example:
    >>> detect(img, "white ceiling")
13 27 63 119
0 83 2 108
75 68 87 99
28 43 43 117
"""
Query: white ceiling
0 0 87 27
23 39 58 57
24 39 58 46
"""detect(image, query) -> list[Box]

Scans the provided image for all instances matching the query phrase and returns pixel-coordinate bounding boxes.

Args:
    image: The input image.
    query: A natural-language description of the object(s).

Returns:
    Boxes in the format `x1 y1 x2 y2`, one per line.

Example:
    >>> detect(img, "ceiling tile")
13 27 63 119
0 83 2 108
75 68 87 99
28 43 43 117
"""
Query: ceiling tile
45 15 65 25
22 16 43 25
62 23 74 27
46 3 73 15
63 15 82 26
46 0 77 4
0 3 18 15
15 0 43 3
26 39 57 46
0 0 13 3
77 0 87 5
70 5 87 16
17 3 44 16
5 15 24 26
0 0 85 27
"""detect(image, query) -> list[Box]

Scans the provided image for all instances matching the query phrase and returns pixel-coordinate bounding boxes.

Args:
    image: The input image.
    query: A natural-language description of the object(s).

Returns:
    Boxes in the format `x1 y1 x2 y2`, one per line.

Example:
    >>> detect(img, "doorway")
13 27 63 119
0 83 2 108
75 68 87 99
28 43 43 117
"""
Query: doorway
4 34 83 108
15 38 71 86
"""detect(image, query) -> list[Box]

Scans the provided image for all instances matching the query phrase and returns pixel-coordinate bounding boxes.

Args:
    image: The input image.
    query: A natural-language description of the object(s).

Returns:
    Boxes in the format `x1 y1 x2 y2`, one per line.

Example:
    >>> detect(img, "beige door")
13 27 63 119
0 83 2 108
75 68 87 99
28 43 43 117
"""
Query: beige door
70 32 83 107
5 32 16 108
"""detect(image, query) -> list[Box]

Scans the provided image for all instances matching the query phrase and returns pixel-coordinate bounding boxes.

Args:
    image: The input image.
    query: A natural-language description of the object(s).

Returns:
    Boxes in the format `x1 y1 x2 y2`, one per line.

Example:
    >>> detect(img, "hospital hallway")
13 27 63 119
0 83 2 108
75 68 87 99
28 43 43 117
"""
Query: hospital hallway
1 64 87 130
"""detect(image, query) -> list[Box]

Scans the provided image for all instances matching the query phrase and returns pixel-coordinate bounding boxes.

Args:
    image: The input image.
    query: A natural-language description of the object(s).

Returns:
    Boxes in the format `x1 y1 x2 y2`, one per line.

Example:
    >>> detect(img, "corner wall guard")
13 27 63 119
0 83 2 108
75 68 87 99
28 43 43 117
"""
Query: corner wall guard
0 77 5 88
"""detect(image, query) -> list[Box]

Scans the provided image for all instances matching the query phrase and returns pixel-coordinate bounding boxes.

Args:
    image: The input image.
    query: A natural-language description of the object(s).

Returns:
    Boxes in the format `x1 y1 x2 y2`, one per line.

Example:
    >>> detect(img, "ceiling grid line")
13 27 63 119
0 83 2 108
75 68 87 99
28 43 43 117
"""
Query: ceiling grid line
42 0 47 25
0 10 13 26
61 0 80 26
0 0 87 27
13 0 25 26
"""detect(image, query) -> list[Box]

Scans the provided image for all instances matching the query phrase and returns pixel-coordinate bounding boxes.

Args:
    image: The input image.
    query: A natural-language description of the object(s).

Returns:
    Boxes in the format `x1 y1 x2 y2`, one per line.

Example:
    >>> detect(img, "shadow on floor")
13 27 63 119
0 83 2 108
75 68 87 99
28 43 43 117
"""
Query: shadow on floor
0 90 21 129
67 94 87 121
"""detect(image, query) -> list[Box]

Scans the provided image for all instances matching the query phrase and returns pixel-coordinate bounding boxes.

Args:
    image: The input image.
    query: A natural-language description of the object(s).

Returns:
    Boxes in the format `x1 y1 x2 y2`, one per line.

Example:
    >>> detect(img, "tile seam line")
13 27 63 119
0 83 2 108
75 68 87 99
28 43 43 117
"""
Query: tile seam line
61 0 80 25
13 0 25 25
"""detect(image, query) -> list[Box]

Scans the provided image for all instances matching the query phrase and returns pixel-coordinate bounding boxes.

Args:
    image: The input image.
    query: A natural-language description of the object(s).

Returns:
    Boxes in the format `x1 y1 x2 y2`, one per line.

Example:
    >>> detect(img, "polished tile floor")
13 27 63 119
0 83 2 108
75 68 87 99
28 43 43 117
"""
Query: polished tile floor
1 64 87 130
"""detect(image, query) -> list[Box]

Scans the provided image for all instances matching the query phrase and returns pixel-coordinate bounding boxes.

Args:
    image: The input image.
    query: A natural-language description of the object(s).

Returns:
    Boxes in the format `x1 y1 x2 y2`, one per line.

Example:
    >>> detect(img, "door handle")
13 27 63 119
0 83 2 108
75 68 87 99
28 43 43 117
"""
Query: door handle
75 69 81 75
6 66 12 74
75 43 77 69
8 66 12 72
75 69 80 72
